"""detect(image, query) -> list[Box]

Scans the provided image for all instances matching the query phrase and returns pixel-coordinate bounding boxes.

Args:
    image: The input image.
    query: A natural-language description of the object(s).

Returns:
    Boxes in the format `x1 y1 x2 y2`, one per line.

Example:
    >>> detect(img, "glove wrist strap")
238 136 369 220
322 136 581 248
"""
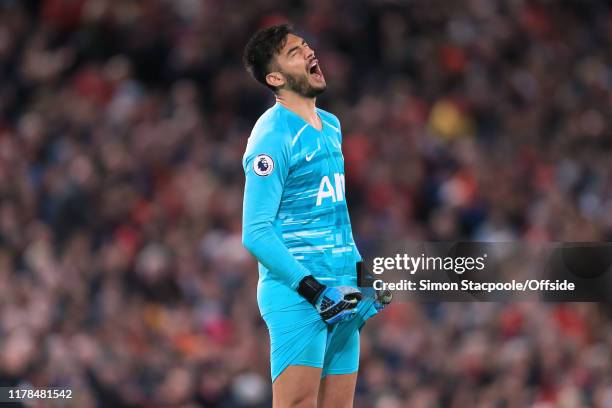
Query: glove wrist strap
297 276 325 305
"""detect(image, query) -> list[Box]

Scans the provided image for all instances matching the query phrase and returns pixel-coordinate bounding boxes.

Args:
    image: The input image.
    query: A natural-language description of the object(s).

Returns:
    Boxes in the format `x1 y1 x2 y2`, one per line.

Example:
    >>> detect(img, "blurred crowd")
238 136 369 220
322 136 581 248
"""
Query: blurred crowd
0 0 611 406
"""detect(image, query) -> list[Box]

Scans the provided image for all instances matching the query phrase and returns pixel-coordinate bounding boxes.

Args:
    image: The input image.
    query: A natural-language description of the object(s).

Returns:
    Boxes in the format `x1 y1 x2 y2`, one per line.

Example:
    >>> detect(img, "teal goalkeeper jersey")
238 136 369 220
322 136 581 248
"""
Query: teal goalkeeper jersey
242 103 362 314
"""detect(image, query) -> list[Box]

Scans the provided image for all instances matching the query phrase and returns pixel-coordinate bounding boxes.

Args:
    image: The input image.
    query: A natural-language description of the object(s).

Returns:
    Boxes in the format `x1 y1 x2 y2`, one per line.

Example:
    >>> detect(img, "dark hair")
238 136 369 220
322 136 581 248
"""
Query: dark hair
243 24 294 92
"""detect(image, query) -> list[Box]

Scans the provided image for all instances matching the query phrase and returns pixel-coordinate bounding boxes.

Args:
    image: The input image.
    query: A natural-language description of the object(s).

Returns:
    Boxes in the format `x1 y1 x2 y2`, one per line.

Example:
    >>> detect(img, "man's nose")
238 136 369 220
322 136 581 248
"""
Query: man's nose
304 47 314 60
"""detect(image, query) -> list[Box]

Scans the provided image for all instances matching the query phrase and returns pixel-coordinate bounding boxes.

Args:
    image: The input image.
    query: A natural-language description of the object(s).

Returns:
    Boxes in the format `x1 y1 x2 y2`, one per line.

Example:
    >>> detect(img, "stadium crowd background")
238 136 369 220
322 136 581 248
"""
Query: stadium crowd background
0 0 611 406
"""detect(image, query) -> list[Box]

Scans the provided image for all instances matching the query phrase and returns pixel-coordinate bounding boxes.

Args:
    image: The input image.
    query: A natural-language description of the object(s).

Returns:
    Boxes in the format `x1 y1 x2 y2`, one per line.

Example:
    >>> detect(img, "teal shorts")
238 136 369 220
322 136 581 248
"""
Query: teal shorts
263 299 378 382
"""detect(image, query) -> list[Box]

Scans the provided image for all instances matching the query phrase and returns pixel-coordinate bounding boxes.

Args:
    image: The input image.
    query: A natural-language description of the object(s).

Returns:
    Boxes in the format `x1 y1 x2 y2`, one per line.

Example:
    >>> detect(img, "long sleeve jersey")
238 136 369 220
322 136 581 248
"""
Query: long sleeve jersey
242 103 362 314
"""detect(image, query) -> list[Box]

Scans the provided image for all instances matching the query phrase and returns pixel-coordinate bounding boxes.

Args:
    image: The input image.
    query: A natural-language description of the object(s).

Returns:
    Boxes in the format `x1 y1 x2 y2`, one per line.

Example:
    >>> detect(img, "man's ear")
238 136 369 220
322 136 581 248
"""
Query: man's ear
266 72 285 89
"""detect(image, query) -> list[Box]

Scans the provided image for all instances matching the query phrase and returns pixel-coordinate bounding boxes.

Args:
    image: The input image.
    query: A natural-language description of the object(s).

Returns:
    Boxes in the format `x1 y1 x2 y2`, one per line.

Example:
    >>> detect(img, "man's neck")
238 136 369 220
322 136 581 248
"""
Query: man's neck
276 92 321 130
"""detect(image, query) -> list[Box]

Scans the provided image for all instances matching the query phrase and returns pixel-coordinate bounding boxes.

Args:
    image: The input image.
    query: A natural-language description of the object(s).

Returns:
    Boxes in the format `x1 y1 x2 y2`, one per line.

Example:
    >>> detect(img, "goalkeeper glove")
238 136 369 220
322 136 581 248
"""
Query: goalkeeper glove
374 289 393 311
356 261 392 312
297 276 362 325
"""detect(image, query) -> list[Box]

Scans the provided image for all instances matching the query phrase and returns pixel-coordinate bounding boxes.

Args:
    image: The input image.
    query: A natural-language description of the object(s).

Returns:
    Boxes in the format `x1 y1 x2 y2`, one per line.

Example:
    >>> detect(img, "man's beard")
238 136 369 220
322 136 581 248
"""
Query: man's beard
283 72 325 98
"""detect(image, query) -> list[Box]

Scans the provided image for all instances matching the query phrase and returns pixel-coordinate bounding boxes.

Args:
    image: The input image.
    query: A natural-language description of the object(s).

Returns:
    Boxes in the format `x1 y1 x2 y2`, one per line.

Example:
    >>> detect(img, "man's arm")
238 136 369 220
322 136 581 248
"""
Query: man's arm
241 129 310 290
334 113 363 263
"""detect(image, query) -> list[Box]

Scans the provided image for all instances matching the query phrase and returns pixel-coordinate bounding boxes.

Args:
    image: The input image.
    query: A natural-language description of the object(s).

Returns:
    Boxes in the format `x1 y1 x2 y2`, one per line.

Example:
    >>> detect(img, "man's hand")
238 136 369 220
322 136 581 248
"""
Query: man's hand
298 276 362 324
374 289 392 312
315 286 362 324
356 260 392 313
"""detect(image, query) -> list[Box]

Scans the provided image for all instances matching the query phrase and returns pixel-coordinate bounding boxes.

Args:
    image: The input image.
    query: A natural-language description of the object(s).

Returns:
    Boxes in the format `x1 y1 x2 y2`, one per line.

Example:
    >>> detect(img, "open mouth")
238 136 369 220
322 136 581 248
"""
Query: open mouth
308 60 323 80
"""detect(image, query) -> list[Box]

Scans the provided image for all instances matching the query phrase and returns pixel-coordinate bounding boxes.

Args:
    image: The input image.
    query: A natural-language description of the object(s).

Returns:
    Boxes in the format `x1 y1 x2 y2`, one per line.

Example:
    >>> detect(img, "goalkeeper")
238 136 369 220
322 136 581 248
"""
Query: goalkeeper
241 24 390 407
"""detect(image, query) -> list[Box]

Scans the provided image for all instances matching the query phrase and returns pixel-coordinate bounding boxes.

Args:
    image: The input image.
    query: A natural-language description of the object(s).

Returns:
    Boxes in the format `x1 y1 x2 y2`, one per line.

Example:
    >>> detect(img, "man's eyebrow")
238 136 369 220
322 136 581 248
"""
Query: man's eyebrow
286 40 306 56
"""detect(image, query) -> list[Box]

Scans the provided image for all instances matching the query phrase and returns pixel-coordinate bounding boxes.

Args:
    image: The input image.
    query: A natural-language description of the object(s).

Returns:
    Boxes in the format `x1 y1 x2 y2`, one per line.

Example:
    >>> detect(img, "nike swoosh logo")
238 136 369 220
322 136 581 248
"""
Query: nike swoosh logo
305 140 321 162
305 150 317 161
